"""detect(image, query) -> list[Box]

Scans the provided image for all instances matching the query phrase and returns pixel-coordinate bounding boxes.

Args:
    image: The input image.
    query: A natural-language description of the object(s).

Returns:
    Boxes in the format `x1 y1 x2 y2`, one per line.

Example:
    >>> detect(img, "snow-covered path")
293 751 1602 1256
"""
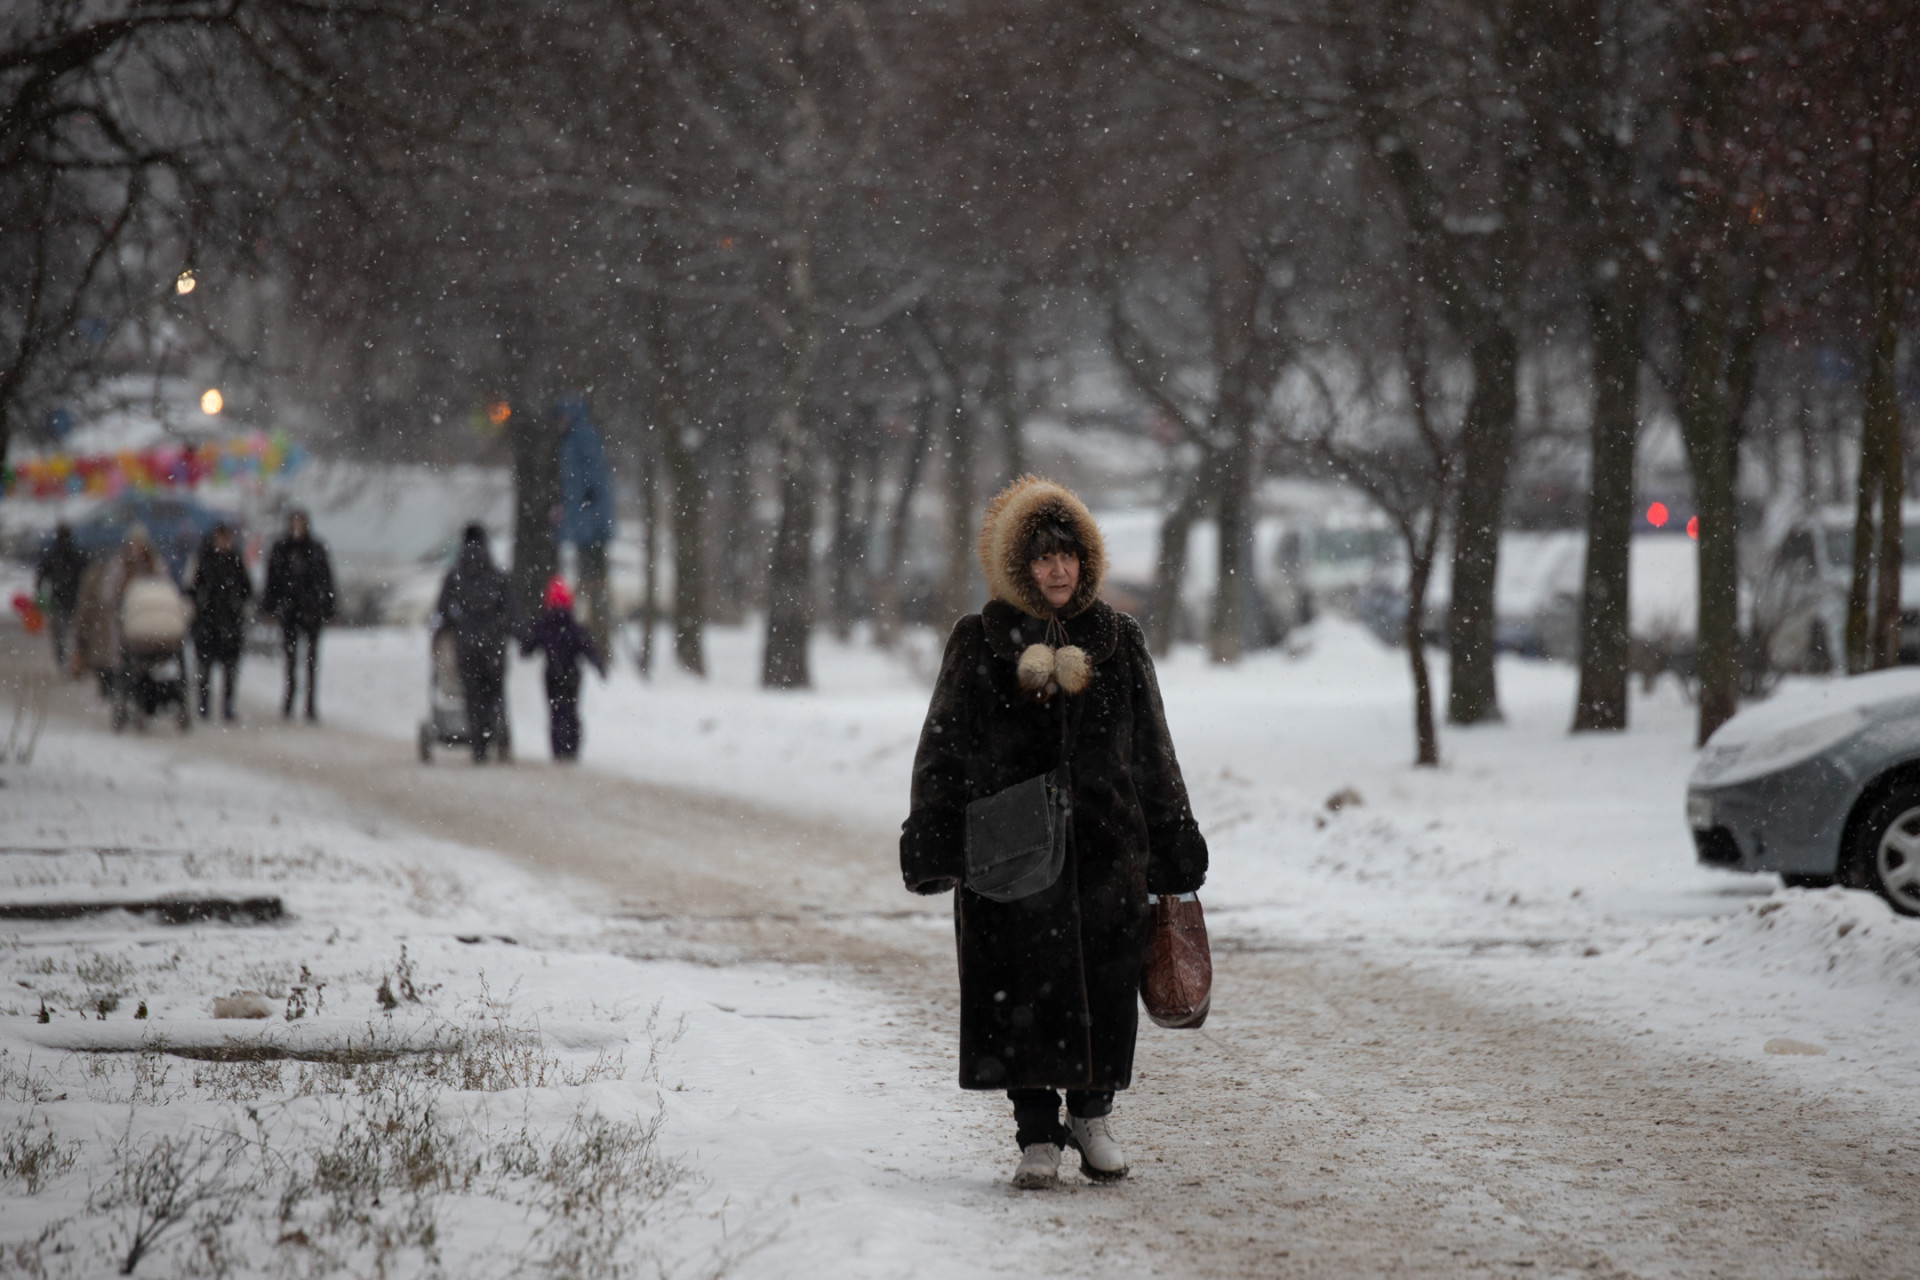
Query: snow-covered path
7 618 1920 1276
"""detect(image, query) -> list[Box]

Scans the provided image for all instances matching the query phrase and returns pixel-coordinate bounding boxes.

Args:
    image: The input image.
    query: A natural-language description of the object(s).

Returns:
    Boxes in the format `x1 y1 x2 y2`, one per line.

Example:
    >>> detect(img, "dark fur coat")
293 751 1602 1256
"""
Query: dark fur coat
901 477 1207 1093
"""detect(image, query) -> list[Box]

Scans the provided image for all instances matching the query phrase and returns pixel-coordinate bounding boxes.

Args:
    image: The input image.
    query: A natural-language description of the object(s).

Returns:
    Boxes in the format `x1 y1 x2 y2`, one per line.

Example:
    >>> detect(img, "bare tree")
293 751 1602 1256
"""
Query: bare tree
1292 311 1463 766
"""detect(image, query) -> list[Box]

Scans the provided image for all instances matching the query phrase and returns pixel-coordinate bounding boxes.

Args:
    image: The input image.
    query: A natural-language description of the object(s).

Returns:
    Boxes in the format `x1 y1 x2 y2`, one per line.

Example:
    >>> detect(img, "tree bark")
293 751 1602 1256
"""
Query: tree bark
1572 278 1643 731
1209 430 1251 664
639 440 658 676
508 408 560 618
761 225 822 689
1406 540 1439 767
1149 463 1212 655
1866 281 1905 668
640 236 706 677
1446 328 1519 724
826 423 860 641
1845 391 1881 675
1676 253 1749 745
872 395 934 649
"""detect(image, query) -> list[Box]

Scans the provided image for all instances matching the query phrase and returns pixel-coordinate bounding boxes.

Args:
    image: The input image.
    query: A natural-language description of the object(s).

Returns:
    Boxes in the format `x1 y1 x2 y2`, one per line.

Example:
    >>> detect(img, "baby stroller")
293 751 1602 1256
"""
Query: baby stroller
115 577 192 733
417 624 509 762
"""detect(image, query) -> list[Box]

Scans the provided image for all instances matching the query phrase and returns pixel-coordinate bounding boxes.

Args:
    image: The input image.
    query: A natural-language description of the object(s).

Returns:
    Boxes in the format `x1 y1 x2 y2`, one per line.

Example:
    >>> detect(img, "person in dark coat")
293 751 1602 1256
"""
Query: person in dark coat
520 575 606 761
34 523 88 667
435 524 517 762
901 475 1209 1191
261 510 334 721
188 523 253 721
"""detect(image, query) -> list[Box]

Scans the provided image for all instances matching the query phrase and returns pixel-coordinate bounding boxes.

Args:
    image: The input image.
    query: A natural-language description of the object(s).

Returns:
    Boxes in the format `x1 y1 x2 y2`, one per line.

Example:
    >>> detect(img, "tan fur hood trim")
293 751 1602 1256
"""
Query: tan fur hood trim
977 475 1106 619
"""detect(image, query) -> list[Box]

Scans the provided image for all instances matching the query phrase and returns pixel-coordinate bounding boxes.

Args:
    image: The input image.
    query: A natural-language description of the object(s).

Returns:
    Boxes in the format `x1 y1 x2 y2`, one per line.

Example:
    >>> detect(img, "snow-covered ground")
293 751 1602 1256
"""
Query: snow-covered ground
9 606 1920 1275
292 615 1920 1101
0 708 1058 1277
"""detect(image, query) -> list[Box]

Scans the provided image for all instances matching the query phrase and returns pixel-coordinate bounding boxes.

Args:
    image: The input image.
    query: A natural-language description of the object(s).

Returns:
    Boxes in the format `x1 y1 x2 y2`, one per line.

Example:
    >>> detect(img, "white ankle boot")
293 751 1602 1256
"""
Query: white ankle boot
1011 1142 1061 1189
1067 1114 1128 1181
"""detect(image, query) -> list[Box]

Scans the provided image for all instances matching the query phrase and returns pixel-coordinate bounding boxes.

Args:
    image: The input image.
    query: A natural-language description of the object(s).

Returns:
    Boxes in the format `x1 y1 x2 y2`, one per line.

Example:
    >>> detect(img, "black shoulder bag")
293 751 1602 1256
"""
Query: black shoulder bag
963 693 1086 902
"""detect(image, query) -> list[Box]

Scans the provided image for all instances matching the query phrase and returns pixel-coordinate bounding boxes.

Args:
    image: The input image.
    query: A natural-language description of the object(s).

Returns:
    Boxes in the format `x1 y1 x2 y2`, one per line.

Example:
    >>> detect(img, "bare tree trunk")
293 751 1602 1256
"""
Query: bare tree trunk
826 423 858 641
713 439 753 626
1867 282 1905 668
1150 465 1211 655
1446 328 1518 724
508 407 560 617
639 440 659 676
1406 543 1439 767
986 285 1025 483
640 236 706 676
1846 407 1881 675
1210 430 1251 663
872 395 934 648
939 371 975 626
762 223 822 689
1572 279 1642 731
1677 254 1748 745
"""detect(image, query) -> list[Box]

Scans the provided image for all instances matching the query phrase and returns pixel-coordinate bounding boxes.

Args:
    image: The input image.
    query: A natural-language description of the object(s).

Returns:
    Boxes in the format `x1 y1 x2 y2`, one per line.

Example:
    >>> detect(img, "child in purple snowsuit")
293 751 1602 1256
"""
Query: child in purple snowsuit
520 576 607 760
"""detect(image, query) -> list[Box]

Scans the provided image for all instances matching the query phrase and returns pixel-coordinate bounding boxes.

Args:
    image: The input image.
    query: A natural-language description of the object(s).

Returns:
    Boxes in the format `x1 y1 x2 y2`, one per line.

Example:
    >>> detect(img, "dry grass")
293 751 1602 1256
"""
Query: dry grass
1 1107 80 1194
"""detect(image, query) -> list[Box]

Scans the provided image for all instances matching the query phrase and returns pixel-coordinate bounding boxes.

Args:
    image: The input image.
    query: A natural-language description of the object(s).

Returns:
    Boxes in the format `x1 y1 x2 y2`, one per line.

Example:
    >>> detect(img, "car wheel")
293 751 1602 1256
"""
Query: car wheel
1848 783 1920 916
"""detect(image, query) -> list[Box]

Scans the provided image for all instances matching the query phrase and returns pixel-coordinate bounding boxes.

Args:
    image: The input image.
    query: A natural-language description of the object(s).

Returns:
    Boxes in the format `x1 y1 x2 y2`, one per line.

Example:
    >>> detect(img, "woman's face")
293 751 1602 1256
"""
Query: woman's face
1030 550 1080 611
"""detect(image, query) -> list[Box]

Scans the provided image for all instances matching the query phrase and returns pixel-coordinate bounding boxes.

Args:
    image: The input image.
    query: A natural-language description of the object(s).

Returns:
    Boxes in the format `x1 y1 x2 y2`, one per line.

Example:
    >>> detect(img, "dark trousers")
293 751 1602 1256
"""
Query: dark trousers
282 624 320 717
1008 1088 1114 1149
460 654 506 760
547 691 582 760
197 652 239 718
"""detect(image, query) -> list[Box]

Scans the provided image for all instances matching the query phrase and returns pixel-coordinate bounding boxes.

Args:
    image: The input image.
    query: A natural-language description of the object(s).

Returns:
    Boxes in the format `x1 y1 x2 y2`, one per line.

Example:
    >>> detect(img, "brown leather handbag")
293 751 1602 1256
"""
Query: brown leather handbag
1141 896 1211 1029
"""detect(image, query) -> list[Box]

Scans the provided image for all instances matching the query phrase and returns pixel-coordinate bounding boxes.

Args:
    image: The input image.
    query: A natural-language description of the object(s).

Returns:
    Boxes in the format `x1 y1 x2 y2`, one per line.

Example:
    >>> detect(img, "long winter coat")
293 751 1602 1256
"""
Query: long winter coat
189 544 254 662
901 477 1208 1094
436 542 517 671
262 535 335 631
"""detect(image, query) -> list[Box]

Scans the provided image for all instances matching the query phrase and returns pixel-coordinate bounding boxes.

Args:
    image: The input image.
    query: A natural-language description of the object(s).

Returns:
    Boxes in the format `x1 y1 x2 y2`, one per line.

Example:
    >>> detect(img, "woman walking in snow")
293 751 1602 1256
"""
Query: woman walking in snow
188 523 253 721
901 475 1209 1189
520 576 606 761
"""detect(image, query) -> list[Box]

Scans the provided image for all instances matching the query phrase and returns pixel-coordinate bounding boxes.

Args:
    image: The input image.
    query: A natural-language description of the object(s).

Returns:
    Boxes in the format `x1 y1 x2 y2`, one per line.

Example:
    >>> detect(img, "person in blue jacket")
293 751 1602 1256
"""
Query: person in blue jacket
520 575 606 760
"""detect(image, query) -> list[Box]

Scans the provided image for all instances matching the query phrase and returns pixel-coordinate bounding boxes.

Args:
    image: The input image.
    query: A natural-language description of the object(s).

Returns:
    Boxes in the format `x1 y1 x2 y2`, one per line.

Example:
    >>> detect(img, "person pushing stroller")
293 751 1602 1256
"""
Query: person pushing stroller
434 525 518 763
520 576 606 761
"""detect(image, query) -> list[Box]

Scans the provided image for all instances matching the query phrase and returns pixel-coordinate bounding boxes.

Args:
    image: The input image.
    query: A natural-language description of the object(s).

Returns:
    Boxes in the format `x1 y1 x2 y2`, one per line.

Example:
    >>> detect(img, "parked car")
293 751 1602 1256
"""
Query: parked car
1758 503 1920 672
1687 668 1920 914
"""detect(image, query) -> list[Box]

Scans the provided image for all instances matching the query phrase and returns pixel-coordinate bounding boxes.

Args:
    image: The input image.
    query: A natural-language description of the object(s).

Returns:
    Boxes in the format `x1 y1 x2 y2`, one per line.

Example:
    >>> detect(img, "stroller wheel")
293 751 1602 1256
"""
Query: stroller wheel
418 724 434 763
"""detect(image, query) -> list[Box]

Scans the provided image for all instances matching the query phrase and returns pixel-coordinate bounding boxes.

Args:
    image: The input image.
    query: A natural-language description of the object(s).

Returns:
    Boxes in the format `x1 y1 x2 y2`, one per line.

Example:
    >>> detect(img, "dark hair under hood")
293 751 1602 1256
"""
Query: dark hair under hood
977 475 1108 696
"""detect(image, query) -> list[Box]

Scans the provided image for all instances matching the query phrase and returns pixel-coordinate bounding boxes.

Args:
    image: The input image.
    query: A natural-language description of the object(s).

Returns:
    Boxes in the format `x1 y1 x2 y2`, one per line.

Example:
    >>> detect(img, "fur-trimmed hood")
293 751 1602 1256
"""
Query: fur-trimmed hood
977 475 1107 620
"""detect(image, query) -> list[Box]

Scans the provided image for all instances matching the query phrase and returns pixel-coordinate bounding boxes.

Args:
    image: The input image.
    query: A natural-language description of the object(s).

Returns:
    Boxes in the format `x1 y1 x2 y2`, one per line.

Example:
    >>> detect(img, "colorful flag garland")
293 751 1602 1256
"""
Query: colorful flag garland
1 431 305 500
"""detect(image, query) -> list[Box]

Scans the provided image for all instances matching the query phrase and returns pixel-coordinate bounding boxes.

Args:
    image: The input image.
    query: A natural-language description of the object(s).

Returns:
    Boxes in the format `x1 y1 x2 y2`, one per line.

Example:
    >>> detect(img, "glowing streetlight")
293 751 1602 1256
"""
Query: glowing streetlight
176 271 197 295
201 388 224 415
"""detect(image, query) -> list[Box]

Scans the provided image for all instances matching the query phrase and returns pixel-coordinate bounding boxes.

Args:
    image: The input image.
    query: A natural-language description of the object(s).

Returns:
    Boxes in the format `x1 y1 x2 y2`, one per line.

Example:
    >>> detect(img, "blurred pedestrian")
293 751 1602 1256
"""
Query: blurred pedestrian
262 509 335 721
188 523 253 721
520 576 606 761
34 523 87 667
436 523 517 762
900 476 1209 1190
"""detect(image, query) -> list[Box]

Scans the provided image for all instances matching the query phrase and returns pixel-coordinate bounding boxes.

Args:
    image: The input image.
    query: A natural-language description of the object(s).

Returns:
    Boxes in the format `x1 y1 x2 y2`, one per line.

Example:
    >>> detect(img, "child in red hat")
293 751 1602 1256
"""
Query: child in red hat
520 575 607 760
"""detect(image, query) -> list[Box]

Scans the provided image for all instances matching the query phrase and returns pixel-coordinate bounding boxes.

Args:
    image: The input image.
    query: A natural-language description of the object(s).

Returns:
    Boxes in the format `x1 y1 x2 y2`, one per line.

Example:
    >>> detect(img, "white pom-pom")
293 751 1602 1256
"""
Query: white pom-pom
1017 643 1056 692
1054 645 1091 695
